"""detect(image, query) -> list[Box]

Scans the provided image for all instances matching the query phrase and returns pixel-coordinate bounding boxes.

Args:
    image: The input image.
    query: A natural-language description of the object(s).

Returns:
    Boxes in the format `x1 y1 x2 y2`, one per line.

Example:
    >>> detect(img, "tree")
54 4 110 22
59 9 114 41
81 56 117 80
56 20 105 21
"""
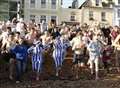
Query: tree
0 0 7 5
0 0 9 11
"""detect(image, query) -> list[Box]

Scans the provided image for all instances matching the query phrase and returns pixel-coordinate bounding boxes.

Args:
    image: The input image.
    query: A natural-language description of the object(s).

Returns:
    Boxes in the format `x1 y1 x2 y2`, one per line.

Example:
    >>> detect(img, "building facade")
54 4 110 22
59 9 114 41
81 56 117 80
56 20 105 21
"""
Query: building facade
24 0 62 24
0 0 115 26
23 0 114 26
59 8 82 25
79 0 114 26
113 0 120 26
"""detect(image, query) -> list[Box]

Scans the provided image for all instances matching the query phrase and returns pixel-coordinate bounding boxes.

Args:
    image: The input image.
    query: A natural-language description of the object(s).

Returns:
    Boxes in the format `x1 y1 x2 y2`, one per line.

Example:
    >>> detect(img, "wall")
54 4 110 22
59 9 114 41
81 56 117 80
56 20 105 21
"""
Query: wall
23 0 114 26
24 0 62 24
81 7 114 26
113 6 120 26
59 8 82 24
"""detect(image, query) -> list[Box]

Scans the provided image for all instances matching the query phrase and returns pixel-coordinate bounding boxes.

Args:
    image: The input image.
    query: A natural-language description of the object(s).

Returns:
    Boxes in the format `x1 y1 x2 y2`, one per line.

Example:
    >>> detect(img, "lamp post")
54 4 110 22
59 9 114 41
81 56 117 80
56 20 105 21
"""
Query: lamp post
17 0 21 20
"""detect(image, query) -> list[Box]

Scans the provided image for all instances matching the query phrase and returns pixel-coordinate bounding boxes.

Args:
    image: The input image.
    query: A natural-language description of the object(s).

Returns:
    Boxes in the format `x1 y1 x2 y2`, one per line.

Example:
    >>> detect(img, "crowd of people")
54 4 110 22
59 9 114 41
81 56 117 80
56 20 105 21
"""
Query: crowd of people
0 17 120 83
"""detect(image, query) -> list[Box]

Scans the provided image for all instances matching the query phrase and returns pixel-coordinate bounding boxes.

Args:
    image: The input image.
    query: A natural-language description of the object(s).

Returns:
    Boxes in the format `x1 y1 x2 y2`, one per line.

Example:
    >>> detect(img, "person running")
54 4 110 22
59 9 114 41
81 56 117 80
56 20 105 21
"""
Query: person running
41 31 52 46
25 28 37 45
40 20 48 34
28 38 44 81
102 45 112 73
0 27 11 47
110 26 119 44
52 35 66 77
70 31 85 79
2 33 16 80
60 34 70 64
10 38 28 83
87 34 102 80
112 34 120 72
14 32 22 44
16 18 26 37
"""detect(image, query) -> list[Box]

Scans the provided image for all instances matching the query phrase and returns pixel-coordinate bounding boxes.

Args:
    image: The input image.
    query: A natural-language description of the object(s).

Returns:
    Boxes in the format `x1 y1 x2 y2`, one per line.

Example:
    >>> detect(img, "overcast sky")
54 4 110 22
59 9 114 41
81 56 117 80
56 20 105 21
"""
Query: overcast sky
63 0 85 8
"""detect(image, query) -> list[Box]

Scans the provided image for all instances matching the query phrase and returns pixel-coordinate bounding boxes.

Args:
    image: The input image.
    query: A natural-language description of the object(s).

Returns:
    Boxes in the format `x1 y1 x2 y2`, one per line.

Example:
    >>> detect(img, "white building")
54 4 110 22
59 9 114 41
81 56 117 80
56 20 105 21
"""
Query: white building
59 8 82 25
78 0 114 26
24 0 62 24
113 0 120 26
0 0 115 26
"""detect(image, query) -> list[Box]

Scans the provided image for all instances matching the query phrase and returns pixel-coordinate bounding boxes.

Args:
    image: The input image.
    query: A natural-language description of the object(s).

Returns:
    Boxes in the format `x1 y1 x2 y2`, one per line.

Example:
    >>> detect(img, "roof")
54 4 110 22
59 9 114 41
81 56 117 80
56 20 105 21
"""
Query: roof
79 0 91 9
78 0 114 9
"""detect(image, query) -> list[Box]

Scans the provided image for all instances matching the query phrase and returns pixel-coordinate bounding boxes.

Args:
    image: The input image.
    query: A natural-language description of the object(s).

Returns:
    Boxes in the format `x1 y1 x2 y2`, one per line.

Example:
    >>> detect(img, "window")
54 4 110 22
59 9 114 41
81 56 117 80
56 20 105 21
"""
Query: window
30 15 35 20
51 16 57 22
41 0 46 8
51 0 56 9
61 0 63 5
30 0 35 8
118 0 120 4
70 15 75 21
89 11 94 20
40 15 46 23
101 12 106 21
119 20 120 26
118 9 120 17
96 0 99 6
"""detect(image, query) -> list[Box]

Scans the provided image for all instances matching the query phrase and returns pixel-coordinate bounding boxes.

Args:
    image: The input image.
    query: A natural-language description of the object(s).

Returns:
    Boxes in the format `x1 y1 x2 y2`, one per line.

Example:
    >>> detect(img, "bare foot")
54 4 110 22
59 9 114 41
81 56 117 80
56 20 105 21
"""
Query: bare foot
91 71 94 75
36 77 39 81
95 77 99 80
117 68 120 73
56 72 59 77
75 75 79 80
9 75 13 80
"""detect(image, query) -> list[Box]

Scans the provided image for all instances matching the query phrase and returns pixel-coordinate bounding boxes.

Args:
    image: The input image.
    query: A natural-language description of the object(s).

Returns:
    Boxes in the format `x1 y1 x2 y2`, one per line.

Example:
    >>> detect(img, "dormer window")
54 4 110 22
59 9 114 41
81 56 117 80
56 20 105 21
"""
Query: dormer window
96 0 99 6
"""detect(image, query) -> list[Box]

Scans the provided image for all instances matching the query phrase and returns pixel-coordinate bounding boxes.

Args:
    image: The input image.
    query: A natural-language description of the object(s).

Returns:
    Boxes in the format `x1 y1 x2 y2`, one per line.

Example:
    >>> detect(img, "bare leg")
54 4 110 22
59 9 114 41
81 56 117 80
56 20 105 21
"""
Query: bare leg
56 66 62 77
36 62 41 81
115 50 120 72
36 72 40 81
75 64 79 79
89 60 94 75
9 58 14 80
95 58 99 80
56 68 59 77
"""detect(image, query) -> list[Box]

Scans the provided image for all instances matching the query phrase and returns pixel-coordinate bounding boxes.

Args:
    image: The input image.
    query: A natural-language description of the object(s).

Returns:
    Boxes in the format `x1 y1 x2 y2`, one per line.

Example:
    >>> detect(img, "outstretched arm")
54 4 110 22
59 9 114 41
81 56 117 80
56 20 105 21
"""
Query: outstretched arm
112 34 120 48
27 46 34 54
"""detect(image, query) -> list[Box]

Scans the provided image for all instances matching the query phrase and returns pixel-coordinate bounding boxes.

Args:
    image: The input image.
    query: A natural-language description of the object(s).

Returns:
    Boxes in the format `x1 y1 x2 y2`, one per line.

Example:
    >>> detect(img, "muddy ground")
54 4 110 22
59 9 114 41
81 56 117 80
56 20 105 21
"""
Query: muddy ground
1 53 120 88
